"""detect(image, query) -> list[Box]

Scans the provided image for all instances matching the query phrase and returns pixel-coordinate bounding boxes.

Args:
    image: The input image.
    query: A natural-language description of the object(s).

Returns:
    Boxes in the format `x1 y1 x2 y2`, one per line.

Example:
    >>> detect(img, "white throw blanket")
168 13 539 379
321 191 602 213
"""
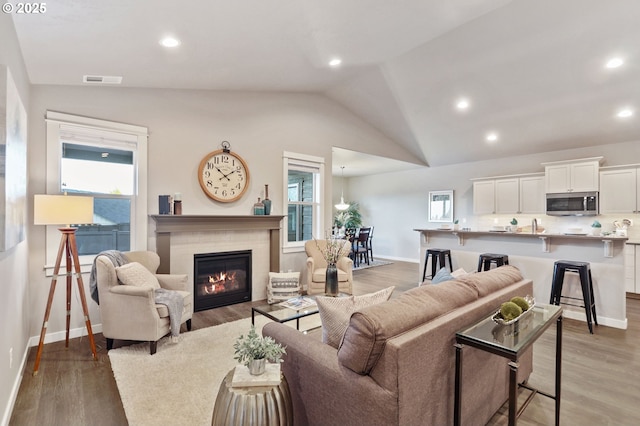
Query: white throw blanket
154 288 184 341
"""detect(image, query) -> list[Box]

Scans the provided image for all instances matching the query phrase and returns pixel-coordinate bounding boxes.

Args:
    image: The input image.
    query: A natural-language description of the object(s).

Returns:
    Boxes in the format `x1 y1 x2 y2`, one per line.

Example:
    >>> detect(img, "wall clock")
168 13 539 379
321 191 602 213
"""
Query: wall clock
198 141 250 202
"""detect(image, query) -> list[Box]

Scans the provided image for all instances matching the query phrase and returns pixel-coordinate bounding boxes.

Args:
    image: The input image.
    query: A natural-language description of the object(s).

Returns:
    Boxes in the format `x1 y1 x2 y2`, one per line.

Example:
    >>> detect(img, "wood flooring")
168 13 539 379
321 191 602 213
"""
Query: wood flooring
9 261 640 425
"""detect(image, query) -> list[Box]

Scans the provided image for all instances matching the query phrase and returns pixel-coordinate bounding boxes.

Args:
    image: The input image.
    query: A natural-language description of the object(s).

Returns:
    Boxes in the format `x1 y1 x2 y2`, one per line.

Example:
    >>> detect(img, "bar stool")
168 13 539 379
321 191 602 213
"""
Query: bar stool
422 249 453 281
477 253 509 272
549 260 597 334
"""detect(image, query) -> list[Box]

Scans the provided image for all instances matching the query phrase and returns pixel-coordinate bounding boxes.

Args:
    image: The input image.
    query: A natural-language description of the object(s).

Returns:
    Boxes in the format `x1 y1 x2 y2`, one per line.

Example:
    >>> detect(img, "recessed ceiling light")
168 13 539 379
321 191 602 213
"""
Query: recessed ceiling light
605 57 624 69
329 58 342 67
616 108 634 118
160 37 181 48
485 132 499 142
456 98 470 110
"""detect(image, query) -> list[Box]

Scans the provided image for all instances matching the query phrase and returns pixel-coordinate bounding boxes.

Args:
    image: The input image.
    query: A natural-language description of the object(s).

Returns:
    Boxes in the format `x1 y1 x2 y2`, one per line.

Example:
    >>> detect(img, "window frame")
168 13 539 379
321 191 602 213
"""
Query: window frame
282 151 324 253
44 111 148 274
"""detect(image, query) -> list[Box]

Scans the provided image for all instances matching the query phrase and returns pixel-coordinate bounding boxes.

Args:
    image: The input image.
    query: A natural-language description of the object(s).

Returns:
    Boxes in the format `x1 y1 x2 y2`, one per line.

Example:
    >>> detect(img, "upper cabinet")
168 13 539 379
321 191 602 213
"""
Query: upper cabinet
473 174 545 215
600 167 640 214
543 158 602 193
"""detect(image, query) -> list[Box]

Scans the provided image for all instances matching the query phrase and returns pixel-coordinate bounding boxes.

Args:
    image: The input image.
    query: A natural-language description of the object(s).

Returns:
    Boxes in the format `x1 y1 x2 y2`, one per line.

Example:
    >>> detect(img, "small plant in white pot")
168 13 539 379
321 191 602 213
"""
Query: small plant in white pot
452 219 459 231
233 325 286 375
591 220 602 236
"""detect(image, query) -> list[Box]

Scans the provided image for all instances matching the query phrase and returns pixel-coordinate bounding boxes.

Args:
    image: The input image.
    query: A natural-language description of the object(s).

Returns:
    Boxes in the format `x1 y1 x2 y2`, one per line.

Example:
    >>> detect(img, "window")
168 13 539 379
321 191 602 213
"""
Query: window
45 111 148 272
282 152 324 252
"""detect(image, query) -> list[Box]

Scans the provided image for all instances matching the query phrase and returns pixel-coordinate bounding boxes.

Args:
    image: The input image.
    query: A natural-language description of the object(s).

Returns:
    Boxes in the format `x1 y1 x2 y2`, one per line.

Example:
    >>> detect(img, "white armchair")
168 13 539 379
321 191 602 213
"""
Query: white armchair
305 240 353 295
95 251 193 354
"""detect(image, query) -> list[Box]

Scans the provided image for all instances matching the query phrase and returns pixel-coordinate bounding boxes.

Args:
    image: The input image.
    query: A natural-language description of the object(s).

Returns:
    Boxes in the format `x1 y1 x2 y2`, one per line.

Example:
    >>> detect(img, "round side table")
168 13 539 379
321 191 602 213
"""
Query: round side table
212 368 293 426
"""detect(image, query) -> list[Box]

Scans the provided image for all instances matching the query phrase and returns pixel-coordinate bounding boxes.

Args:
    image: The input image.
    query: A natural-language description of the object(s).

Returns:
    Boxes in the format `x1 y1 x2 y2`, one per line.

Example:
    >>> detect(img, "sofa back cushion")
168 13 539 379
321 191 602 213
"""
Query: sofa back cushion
337 265 525 375
338 280 478 374
455 265 523 297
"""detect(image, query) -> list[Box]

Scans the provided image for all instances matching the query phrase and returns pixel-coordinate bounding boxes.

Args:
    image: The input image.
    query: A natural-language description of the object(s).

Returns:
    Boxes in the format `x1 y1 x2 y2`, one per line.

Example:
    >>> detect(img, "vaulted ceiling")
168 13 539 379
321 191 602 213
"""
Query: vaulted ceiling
12 0 640 174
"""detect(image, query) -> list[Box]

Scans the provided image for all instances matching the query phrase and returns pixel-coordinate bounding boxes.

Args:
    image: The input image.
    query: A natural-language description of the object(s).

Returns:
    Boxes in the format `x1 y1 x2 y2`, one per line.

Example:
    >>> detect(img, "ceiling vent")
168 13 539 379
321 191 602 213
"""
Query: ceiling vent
82 75 123 84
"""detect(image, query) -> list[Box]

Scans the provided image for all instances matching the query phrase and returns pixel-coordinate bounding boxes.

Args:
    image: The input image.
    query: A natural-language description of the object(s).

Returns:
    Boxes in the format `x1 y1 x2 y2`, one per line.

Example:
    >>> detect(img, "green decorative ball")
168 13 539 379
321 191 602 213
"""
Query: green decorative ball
510 296 530 312
500 301 523 321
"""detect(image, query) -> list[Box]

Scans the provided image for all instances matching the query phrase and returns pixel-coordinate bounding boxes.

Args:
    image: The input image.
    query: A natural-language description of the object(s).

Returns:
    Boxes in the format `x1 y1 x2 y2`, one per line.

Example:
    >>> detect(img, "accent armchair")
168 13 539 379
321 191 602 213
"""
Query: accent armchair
305 240 353 295
95 251 193 354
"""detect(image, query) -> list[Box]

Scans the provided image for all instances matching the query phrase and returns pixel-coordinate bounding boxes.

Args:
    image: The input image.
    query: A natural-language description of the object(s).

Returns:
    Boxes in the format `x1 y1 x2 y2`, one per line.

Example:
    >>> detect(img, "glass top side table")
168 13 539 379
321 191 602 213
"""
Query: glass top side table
454 304 563 426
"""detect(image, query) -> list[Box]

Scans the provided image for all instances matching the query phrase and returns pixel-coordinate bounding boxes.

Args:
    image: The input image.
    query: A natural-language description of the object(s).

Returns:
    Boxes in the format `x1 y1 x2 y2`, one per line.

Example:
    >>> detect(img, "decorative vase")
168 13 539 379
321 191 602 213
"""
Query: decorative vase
263 184 272 215
248 358 266 376
325 262 339 296
253 198 265 215
592 227 601 236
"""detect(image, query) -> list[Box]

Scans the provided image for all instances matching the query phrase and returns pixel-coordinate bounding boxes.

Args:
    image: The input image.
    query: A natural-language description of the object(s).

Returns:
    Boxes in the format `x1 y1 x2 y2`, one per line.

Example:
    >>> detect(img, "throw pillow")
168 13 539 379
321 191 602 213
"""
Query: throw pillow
316 286 395 348
267 271 301 304
115 262 161 289
431 267 454 284
451 267 468 278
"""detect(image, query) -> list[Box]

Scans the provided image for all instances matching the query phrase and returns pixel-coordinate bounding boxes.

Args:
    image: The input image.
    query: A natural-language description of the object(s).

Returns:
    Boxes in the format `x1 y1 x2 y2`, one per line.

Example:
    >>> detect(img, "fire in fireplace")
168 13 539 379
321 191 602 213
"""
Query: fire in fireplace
193 250 252 311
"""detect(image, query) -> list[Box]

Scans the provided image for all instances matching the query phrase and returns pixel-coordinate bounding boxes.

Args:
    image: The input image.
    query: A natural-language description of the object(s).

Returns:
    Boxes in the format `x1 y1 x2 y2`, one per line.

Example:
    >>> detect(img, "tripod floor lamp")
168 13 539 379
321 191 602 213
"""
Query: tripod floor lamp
33 194 98 375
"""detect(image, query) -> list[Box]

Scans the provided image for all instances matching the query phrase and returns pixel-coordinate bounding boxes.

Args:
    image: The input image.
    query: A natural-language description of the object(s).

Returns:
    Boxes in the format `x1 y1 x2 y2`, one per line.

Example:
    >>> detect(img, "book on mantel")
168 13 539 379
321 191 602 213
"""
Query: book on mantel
231 363 282 387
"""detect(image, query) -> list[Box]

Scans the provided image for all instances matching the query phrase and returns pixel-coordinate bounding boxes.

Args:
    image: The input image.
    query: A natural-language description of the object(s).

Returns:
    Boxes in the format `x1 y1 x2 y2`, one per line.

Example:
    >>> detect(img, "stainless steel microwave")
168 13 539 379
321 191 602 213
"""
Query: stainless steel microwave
546 191 599 216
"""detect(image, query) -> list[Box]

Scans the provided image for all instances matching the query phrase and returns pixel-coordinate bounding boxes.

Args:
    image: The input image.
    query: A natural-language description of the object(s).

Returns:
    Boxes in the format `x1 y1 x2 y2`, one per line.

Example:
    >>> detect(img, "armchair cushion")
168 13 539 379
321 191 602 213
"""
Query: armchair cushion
316 286 395 348
115 262 161 290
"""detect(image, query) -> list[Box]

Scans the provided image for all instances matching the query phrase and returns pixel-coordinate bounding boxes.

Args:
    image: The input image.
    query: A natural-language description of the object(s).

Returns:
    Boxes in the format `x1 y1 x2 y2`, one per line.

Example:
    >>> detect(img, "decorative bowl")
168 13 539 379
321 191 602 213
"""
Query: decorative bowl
492 296 536 325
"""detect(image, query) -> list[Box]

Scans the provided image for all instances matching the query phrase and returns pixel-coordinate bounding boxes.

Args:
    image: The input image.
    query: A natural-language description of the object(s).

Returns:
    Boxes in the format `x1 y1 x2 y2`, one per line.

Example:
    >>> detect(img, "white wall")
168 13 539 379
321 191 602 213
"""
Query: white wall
26 85 413 342
0 12 31 426
349 140 640 263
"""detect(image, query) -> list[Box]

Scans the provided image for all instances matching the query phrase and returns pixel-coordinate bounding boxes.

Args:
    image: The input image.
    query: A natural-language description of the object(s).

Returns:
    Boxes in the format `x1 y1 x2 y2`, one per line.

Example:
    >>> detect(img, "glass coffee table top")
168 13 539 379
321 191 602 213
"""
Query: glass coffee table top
252 302 319 323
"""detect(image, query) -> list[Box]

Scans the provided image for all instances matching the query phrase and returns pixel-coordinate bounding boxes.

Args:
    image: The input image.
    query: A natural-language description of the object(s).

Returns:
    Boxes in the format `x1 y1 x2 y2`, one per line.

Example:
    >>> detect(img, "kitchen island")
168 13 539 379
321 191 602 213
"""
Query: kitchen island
415 228 629 329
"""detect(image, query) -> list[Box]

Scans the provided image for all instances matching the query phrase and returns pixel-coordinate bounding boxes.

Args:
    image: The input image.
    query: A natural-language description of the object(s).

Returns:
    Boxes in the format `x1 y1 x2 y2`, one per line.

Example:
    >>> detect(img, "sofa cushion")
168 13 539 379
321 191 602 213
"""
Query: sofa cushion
115 262 161 290
316 287 395 348
455 265 523 297
338 280 478 375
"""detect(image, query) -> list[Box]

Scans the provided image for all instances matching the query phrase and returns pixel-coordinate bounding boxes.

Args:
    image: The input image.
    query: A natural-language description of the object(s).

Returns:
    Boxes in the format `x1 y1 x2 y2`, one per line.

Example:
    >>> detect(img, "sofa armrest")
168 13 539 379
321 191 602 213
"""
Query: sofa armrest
156 273 189 291
263 322 397 426
306 257 315 286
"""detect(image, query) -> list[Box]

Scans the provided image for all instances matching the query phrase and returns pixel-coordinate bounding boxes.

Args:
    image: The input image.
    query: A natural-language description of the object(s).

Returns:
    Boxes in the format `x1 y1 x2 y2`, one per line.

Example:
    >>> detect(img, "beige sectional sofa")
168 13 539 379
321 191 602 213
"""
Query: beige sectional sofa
263 265 533 426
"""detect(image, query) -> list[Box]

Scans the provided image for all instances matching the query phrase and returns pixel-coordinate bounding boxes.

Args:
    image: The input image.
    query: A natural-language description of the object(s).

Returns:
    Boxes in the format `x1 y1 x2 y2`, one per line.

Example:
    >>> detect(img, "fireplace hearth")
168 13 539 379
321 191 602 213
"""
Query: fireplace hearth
194 250 252 311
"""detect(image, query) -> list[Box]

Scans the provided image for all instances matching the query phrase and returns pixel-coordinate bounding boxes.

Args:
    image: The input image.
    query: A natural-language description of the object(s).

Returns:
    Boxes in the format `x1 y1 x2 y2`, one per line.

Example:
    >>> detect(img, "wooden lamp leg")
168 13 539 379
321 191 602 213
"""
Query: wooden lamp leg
33 229 98 376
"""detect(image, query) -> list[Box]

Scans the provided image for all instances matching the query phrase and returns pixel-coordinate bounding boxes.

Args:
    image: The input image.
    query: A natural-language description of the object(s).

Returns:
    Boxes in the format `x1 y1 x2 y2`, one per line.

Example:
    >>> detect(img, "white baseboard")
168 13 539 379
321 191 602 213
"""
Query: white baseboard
375 255 419 264
27 323 103 347
562 310 627 330
2 339 31 426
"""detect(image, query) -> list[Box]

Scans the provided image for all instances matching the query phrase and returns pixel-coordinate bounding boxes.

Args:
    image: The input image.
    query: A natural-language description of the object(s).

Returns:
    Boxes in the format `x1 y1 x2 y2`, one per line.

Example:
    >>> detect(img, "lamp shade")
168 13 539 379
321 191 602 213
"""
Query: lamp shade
34 194 94 226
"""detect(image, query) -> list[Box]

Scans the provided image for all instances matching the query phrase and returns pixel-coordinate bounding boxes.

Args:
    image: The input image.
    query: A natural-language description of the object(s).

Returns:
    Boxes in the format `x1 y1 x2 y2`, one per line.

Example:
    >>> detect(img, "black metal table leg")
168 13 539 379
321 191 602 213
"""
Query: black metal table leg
508 361 519 426
454 343 463 426
556 316 562 426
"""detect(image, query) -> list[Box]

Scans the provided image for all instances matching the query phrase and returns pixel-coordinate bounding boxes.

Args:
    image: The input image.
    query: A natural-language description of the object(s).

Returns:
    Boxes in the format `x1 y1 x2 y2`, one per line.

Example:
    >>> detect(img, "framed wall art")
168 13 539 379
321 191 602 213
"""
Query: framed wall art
0 65 27 251
428 190 453 223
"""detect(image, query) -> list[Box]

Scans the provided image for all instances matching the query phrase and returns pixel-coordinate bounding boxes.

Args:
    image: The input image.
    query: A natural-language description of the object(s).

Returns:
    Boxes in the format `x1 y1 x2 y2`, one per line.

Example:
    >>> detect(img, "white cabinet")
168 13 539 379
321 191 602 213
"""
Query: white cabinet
544 158 601 193
625 244 640 294
473 174 545 215
473 180 495 214
600 167 640 214
519 175 545 214
495 178 519 213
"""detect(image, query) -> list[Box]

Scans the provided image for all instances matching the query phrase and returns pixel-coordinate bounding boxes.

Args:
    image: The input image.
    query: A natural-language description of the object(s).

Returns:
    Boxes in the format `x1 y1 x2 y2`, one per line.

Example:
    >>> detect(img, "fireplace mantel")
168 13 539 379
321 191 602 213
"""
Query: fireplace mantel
151 215 284 274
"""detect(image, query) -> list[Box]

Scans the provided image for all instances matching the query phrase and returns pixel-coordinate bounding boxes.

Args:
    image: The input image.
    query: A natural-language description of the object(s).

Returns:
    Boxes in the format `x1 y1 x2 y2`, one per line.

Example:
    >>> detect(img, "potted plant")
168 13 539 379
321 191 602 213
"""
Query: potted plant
509 218 518 232
333 202 363 234
233 325 286 375
591 220 602 236
315 235 351 296
452 219 459 231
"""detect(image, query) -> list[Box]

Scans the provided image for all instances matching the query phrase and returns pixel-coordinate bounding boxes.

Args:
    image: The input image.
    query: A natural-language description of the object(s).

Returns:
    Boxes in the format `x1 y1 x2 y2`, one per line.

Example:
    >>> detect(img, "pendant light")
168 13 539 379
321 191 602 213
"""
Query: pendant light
335 166 350 211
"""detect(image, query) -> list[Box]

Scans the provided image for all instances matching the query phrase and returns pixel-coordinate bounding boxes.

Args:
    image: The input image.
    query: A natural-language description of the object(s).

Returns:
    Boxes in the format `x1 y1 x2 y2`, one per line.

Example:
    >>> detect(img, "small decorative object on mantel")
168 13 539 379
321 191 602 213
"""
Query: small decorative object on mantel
233 325 286 376
253 197 265 215
263 184 272 215
159 195 171 214
173 193 182 215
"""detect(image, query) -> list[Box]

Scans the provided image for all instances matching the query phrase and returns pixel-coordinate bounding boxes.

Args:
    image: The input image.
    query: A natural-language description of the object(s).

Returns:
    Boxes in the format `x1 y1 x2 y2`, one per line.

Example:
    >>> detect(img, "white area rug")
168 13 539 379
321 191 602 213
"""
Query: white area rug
109 314 321 426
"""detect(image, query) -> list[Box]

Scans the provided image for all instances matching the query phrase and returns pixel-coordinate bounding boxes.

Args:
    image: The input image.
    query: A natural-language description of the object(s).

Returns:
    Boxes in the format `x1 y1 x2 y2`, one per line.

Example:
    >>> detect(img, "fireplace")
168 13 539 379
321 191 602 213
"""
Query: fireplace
194 250 252 311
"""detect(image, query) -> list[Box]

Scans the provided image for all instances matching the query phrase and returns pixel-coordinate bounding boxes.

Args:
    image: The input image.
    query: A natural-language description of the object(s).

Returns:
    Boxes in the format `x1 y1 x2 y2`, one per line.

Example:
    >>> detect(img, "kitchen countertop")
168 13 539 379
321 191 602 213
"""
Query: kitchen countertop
414 228 629 242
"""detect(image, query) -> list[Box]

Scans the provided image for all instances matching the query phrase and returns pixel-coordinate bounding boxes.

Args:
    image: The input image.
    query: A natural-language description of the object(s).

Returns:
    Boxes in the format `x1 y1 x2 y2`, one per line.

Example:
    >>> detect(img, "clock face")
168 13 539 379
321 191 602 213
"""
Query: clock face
198 149 250 202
